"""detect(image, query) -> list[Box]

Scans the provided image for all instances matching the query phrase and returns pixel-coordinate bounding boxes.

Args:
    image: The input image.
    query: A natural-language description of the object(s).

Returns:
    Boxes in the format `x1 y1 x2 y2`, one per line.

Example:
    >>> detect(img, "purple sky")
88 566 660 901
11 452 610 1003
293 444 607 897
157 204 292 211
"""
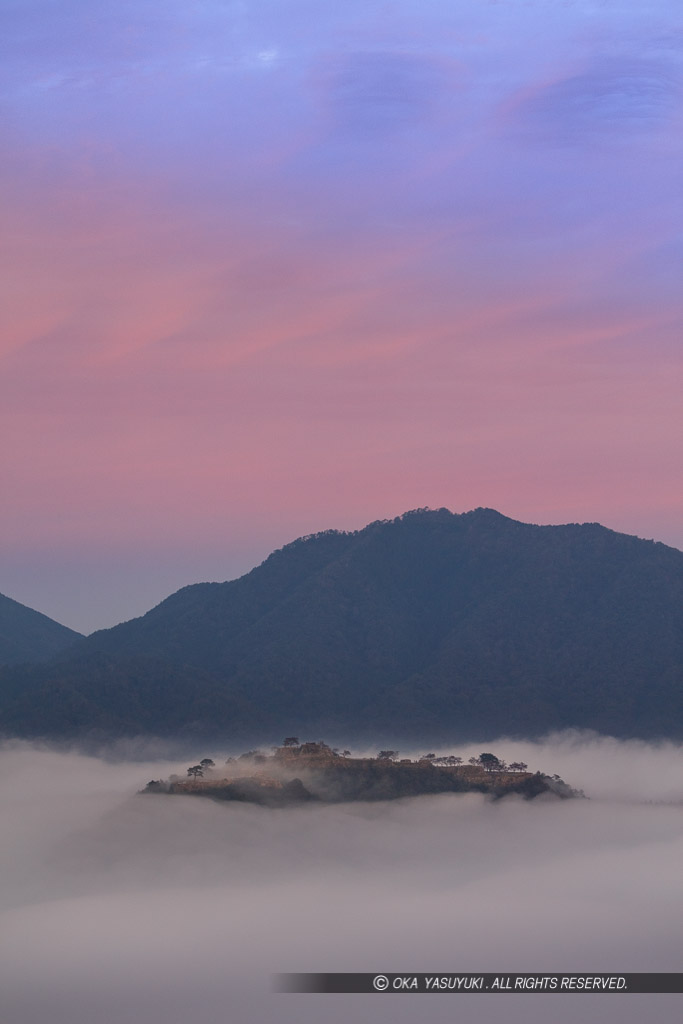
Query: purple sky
2 0 682 633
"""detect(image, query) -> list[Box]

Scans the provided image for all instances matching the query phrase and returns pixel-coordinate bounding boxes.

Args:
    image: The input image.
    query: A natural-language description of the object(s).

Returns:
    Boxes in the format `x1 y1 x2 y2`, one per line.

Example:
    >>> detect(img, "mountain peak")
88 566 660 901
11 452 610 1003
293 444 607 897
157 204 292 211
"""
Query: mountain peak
1 512 681 741
0 592 82 665
464 507 511 522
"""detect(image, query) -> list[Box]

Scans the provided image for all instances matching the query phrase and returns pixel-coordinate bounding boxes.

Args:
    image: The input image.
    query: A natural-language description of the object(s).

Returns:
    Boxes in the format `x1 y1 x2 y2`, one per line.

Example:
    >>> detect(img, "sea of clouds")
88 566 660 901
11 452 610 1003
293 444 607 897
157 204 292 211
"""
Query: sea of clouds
1 732 681 1024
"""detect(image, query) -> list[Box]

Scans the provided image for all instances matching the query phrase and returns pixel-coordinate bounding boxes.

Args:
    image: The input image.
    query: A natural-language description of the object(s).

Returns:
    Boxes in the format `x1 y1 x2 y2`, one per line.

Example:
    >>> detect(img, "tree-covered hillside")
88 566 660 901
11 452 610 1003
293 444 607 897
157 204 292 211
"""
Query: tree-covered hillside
1 508 681 741
0 592 82 666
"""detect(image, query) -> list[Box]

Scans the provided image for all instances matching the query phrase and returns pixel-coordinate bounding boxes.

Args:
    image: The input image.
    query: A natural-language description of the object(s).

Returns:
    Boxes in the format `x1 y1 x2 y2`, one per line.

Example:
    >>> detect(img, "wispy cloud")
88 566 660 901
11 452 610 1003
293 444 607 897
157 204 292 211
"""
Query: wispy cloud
505 58 681 145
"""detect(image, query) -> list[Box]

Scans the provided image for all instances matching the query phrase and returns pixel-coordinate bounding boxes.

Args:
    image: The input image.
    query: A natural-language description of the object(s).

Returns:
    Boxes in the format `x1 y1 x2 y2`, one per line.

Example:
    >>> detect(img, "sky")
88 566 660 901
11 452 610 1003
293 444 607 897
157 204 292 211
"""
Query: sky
1 0 682 633
1 732 682 1024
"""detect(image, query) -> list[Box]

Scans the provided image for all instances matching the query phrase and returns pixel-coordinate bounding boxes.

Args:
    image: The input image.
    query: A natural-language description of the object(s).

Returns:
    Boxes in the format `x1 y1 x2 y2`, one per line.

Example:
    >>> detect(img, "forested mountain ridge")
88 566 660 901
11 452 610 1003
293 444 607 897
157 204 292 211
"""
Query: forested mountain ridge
0 591 83 666
1 508 681 741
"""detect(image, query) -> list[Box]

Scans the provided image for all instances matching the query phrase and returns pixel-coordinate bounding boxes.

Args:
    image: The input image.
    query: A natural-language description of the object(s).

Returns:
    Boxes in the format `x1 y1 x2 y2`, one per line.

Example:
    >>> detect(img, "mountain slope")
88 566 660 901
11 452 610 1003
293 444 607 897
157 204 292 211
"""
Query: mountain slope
0 592 83 665
1 508 682 740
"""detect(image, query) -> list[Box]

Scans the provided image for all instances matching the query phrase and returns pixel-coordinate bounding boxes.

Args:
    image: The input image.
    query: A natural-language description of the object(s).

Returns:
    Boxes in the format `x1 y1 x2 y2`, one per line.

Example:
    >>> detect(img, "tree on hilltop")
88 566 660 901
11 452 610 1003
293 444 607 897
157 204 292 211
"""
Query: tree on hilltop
479 753 500 772
187 765 204 779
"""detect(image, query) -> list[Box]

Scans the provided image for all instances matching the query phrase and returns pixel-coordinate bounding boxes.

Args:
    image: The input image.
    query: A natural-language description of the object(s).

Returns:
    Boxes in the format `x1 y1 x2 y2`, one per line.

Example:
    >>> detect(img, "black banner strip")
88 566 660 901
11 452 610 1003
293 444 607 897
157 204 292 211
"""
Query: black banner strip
274 973 683 994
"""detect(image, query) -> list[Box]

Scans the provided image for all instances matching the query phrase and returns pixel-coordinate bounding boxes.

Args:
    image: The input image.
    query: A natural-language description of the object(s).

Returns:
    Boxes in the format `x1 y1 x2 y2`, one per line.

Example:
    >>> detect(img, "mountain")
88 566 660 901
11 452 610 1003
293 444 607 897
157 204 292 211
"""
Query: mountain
1 508 682 741
0 591 82 665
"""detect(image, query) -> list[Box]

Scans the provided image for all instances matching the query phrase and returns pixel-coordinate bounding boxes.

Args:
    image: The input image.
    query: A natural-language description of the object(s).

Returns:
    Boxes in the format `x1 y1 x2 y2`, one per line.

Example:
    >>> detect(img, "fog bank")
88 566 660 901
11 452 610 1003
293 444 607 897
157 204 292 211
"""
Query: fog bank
0 736 681 1023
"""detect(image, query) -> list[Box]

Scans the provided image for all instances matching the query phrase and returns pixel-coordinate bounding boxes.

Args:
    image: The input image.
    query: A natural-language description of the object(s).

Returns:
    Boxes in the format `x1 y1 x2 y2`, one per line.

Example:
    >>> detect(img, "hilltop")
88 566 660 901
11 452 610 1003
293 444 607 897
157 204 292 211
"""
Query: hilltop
142 740 579 805
0 591 83 666
1 507 682 740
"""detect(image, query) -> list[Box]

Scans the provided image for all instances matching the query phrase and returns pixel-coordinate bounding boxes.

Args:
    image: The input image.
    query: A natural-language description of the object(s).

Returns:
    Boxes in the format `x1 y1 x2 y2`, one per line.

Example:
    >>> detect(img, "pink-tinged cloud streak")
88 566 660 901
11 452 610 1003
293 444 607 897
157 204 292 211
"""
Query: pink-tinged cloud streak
1 0 682 631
